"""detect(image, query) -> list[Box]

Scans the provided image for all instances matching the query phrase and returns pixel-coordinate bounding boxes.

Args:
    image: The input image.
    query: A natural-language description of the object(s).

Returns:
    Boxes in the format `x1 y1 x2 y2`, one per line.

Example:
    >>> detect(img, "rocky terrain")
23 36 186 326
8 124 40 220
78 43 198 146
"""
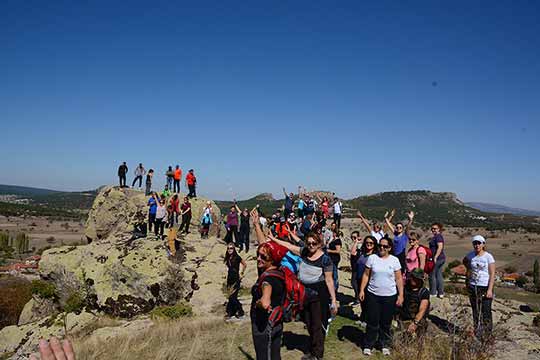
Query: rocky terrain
1 187 539 359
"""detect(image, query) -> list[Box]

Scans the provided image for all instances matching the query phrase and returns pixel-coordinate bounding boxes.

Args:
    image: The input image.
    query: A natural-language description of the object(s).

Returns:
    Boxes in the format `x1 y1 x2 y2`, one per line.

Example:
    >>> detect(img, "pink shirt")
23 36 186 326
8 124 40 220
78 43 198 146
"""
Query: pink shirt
406 246 427 273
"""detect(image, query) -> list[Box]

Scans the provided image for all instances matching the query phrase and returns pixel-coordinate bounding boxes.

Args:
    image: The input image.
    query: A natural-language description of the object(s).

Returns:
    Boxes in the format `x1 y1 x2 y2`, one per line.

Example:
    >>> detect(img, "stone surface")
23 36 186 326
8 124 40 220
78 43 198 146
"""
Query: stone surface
18 296 59 326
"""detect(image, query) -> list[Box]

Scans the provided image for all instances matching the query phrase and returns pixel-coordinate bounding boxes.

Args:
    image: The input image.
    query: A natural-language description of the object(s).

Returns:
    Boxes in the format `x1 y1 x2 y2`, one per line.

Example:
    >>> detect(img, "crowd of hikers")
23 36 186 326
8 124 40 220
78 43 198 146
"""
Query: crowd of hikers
221 188 496 359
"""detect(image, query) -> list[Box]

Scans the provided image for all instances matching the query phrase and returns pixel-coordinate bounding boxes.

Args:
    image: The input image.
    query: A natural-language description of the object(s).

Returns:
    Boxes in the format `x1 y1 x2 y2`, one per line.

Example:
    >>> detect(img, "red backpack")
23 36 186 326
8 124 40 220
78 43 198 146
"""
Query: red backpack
417 245 435 274
256 267 306 326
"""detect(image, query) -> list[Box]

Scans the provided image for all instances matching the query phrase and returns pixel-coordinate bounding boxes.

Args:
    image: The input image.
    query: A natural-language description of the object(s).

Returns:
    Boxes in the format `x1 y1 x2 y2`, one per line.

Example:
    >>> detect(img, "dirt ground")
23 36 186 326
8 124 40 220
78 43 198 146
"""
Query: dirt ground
0 215 86 255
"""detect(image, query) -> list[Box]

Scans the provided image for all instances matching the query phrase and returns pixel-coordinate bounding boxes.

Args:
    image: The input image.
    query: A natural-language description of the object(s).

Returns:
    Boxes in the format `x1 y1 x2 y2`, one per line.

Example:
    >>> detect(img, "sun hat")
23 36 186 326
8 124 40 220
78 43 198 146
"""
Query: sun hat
472 235 486 244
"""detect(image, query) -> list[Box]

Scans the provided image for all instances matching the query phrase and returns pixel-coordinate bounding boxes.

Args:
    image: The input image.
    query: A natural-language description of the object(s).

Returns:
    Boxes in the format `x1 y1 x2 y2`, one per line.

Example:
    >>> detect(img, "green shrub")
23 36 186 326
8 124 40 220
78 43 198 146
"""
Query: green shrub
515 275 528 288
31 280 57 299
150 302 193 320
64 292 84 314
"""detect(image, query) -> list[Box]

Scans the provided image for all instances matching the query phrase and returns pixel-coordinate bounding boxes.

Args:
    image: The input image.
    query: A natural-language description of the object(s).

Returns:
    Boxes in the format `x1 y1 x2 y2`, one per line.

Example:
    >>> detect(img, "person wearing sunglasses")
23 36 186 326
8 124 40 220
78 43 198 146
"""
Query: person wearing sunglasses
405 232 426 277
428 223 446 298
359 237 404 356
270 231 337 360
224 244 247 320
251 242 285 360
462 235 495 340
351 235 378 326
384 210 415 272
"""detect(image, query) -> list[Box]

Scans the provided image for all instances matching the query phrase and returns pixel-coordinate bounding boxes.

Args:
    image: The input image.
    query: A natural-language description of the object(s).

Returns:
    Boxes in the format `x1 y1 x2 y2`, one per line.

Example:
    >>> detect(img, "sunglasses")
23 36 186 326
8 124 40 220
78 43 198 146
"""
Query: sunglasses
472 241 482 246
306 241 318 247
409 238 418 242
431 228 438 231
257 253 270 261
380 245 391 249
227 247 235 250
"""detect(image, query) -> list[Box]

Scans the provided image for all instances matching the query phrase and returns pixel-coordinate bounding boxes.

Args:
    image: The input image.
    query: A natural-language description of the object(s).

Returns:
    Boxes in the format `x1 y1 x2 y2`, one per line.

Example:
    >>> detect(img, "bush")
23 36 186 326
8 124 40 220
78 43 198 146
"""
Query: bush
150 302 193 320
515 275 528 288
504 266 517 274
0 276 32 328
64 292 84 314
31 280 57 299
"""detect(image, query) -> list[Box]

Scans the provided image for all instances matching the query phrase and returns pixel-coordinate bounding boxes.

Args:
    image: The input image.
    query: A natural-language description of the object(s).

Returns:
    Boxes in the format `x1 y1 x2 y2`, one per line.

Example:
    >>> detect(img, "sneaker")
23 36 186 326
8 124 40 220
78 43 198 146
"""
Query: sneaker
363 348 372 356
437 294 445 299
382 348 391 356
355 320 367 328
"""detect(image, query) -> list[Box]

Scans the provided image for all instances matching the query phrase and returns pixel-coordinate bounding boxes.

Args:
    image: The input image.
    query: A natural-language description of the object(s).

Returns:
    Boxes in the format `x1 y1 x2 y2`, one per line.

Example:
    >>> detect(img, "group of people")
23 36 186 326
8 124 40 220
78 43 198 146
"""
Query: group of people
117 162 198 197
221 191 496 359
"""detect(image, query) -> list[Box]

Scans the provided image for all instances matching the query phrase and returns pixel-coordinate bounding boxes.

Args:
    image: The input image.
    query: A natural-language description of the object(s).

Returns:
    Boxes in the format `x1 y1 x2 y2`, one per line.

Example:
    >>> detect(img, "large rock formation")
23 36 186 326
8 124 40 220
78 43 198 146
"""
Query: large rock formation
85 186 221 243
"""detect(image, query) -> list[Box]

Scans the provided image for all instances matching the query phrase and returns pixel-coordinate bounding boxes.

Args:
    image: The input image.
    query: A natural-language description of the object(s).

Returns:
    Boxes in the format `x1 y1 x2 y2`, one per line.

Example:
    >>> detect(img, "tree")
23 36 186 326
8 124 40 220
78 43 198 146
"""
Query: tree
534 259 539 292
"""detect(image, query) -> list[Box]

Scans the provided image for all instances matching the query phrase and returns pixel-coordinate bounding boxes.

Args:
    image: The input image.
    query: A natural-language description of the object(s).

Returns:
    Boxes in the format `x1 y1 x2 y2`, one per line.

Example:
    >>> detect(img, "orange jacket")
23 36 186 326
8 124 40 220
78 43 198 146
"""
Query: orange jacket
186 173 196 185
174 168 182 180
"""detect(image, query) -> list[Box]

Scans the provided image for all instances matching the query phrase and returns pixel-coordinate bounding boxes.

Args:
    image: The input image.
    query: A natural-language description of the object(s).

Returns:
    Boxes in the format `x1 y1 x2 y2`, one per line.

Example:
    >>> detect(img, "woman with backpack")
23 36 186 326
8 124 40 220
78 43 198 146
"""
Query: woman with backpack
463 235 495 340
405 232 427 277
270 231 337 360
225 244 246 319
351 235 378 327
251 242 286 360
359 237 404 356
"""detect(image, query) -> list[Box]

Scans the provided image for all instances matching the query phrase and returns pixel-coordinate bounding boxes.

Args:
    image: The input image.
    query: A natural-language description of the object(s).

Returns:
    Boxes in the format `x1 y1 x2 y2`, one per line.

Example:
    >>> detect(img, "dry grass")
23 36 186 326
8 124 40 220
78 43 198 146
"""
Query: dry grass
74 316 254 360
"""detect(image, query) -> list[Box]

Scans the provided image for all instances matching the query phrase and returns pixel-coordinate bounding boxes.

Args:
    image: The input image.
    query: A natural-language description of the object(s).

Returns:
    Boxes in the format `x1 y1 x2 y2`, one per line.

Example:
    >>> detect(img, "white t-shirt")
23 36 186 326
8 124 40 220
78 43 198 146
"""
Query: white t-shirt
333 202 342 214
365 255 401 296
466 251 495 287
371 230 385 243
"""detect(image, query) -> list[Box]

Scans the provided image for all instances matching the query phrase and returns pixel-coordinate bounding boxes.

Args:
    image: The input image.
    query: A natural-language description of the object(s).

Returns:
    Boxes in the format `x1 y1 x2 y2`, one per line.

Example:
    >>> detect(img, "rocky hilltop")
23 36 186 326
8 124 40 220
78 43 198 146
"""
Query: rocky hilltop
0 186 221 359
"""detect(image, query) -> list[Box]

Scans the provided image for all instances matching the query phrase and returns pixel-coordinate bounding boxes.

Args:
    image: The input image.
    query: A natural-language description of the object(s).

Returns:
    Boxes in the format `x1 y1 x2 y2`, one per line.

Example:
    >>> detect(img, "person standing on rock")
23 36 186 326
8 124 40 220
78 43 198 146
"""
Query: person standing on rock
225 243 247 319
147 192 158 234
428 222 445 298
283 188 295 219
236 205 250 253
166 165 174 191
155 198 167 239
224 204 240 245
186 169 197 198
463 235 495 340
332 197 342 230
178 196 192 234
132 163 146 188
169 194 180 228
173 165 182 193
145 169 154 196
118 161 128 188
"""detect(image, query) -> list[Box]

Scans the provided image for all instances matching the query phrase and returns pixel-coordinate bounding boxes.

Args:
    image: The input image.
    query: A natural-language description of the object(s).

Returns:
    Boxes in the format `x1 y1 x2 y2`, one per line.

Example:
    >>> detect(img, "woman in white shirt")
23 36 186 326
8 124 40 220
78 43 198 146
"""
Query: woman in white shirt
359 237 404 356
463 235 495 339
154 199 168 239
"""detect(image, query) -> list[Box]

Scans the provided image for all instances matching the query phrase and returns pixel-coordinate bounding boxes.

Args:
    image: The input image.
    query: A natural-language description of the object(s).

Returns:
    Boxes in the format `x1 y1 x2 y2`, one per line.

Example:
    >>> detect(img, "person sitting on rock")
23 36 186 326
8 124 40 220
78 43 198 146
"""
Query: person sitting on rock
399 267 430 337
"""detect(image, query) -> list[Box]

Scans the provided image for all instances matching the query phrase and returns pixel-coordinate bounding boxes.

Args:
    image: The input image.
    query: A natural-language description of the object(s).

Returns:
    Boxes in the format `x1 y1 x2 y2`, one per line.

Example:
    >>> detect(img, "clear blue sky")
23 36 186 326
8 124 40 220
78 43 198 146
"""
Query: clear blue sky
1 1 539 209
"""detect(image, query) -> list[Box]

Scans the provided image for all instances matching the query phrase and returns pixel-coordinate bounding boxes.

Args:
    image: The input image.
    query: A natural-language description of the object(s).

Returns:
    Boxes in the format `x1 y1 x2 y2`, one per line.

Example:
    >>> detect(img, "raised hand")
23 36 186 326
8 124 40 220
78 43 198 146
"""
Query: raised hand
390 209 396 217
357 211 364 219
408 211 415 221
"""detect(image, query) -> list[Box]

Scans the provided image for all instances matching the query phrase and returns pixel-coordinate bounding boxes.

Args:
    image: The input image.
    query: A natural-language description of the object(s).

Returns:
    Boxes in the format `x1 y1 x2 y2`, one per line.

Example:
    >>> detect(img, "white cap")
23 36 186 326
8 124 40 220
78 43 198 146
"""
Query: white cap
472 235 486 244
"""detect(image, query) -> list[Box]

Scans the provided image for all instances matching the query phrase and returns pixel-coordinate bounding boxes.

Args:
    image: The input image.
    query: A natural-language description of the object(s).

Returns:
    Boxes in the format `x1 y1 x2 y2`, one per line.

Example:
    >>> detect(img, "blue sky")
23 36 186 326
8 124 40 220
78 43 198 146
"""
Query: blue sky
1 1 539 209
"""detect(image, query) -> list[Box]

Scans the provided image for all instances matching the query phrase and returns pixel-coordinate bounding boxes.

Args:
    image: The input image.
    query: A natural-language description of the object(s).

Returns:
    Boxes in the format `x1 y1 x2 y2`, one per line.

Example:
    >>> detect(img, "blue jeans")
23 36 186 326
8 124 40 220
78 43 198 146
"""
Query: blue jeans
429 257 445 296
167 177 173 190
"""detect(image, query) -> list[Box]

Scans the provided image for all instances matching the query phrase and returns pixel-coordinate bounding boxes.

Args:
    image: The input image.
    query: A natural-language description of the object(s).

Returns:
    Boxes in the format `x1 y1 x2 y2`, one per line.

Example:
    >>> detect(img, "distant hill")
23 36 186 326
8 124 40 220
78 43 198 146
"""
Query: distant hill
465 202 540 217
0 184 98 220
217 190 540 232
0 184 60 196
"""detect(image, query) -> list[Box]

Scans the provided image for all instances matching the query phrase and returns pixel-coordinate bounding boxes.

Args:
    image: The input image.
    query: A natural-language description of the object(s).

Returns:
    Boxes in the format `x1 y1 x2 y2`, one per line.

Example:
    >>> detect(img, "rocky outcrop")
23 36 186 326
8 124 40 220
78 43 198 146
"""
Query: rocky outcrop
18 296 59 326
85 186 221 243
0 311 97 359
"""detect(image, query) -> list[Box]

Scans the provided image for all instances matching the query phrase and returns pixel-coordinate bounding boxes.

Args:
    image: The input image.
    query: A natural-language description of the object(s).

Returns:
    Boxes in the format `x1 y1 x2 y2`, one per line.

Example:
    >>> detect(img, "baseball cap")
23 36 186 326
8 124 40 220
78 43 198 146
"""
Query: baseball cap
410 268 425 280
472 235 486 244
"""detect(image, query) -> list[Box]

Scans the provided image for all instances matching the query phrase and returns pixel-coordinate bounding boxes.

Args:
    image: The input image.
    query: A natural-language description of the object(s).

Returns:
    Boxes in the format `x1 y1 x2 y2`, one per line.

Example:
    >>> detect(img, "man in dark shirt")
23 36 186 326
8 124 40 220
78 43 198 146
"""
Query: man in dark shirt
400 268 430 336
118 162 128 187
283 187 294 219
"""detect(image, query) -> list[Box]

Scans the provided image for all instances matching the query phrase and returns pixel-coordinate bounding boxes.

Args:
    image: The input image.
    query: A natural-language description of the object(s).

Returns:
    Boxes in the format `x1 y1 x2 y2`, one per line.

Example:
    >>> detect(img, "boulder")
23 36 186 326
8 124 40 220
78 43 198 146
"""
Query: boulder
18 296 59 326
0 311 97 359
84 186 221 243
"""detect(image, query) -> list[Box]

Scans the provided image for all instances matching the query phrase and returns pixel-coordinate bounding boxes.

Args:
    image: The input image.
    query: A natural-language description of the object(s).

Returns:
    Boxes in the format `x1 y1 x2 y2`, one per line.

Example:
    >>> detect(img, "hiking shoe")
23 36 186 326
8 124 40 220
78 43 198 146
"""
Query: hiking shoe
437 294 445 299
382 348 391 356
355 320 367 328
363 348 372 356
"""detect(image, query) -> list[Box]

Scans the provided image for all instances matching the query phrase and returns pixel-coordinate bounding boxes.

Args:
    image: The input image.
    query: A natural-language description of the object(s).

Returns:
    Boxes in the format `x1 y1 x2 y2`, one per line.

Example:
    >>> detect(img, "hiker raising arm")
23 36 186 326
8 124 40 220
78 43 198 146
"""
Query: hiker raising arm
250 208 267 245
357 211 373 233
268 234 301 256
383 209 395 233
406 211 415 234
